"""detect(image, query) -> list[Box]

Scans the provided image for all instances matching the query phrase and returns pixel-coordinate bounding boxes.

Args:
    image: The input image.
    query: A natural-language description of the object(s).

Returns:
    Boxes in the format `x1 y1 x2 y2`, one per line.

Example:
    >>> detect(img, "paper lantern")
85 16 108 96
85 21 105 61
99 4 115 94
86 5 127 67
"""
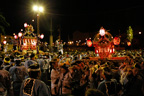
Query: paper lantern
127 42 131 46
87 39 92 47
113 37 120 45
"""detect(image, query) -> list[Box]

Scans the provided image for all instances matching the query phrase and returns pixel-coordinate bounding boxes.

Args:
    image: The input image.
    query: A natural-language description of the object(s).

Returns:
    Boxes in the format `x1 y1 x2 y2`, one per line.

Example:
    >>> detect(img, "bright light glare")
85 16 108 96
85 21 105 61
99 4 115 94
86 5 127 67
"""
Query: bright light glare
33 5 38 11
99 28 105 36
39 6 44 12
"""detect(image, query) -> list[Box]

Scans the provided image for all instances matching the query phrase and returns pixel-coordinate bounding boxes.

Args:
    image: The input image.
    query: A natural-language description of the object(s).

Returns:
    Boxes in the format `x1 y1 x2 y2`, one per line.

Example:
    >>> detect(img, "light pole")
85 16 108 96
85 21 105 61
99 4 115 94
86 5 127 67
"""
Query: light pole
33 5 44 36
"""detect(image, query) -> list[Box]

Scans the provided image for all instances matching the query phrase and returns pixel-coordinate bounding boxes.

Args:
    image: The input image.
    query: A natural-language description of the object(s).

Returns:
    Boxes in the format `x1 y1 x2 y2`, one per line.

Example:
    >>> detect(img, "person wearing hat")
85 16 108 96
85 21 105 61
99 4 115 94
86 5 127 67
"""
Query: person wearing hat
57 64 73 95
9 56 28 96
2 56 12 71
20 63 50 96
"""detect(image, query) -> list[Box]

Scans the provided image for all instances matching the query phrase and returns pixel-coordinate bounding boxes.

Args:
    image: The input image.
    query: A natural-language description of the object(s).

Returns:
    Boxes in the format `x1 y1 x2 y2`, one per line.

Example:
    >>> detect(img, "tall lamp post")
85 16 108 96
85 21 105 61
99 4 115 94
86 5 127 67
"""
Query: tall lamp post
33 5 44 36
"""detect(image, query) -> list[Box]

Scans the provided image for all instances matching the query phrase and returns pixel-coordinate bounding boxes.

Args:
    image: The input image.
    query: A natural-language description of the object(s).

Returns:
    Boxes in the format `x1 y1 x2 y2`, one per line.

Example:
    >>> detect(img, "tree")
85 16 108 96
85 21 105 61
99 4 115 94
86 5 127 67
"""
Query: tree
127 26 133 42
0 13 10 35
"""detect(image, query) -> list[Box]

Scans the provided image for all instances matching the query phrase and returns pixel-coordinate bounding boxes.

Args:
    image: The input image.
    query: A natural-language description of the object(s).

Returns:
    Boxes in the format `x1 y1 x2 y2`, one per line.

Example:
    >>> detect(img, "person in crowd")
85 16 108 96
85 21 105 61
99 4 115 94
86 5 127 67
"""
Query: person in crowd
85 88 105 96
50 61 60 96
9 56 28 96
25 53 37 69
122 64 144 96
19 55 25 66
58 64 73 95
2 56 13 71
20 63 50 96
0 59 14 96
97 66 119 96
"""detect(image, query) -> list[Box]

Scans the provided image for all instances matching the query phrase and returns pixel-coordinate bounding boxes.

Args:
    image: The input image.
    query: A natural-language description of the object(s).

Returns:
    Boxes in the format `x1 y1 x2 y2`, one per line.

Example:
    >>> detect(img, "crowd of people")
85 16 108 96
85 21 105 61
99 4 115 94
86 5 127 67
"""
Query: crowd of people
0 49 144 96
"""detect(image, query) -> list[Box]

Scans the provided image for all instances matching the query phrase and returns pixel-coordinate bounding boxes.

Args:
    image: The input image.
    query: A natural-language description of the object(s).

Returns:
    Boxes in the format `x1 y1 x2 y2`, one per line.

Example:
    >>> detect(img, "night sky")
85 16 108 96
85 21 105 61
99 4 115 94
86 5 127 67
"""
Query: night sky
0 0 144 42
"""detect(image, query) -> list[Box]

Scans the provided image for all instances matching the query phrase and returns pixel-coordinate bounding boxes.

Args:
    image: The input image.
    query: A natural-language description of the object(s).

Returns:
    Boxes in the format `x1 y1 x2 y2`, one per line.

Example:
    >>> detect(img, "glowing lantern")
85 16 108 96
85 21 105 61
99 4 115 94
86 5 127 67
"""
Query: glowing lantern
40 34 44 39
23 43 27 46
95 49 99 54
113 37 120 45
87 39 92 47
99 28 105 36
24 23 28 27
18 32 23 37
3 40 7 45
14 35 18 39
127 42 131 46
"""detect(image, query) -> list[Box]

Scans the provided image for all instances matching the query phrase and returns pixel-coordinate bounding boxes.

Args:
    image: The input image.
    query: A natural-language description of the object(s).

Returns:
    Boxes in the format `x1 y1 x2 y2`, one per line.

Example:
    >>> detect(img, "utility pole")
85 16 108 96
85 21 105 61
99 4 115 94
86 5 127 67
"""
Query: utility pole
49 17 53 47
37 14 40 35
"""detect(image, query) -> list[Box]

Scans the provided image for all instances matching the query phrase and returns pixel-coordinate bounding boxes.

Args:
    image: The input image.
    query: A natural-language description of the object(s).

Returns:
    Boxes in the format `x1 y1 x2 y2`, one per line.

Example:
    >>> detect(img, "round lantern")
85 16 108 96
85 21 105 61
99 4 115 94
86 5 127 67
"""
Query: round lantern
127 42 131 46
3 40 7 45
14 35 18 39
99 28 105 36
87 39 92 47
18 32 23 37
113 37 120 45
24 23 28 27
40 34 44 39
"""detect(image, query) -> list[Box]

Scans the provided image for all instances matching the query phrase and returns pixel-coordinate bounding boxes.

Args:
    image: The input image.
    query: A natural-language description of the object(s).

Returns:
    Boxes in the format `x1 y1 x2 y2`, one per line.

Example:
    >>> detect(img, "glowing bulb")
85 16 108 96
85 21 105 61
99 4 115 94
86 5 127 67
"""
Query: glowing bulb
99 28 105 36
39 6 44 12
33 5 38 11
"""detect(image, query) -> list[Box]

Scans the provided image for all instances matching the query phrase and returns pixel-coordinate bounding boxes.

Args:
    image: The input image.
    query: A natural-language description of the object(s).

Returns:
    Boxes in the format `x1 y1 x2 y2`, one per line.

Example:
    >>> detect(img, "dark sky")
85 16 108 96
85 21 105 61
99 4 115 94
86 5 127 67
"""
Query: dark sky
0 0 144 42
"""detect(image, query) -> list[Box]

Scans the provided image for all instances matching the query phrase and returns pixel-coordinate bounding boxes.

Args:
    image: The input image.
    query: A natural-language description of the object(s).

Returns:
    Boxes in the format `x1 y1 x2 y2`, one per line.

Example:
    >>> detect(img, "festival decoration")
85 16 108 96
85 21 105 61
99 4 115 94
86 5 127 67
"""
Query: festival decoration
113 37 120 45
93 27 114 58
87 39 92 47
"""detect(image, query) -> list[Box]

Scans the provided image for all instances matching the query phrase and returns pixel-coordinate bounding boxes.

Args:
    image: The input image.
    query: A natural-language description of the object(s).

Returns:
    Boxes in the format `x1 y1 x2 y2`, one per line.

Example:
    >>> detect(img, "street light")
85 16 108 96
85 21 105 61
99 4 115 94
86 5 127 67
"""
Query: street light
33 5 44 36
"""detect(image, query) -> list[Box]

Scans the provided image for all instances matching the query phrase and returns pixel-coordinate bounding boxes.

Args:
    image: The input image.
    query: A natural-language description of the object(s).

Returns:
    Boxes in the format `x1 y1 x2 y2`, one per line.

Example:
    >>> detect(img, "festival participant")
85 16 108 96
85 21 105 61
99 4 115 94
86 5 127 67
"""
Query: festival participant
2 56 13 71
25 53 37 69
9 56 28 96
50 61 60 96
0 59 14 96
97 66 119 96
122 64 144 96
20 63 50 96
58 64 73 95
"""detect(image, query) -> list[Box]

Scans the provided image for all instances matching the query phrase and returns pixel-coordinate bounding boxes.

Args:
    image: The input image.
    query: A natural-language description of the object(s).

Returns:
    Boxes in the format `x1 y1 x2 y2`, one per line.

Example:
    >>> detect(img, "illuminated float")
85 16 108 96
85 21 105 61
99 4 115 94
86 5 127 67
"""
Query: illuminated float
92 27 114 59
87 27 128 61
21 24 37 54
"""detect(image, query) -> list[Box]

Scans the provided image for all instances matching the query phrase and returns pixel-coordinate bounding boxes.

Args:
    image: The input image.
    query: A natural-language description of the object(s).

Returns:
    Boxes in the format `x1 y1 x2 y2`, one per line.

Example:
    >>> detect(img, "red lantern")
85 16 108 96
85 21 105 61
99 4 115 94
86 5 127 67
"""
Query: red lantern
127 42 131 46
14 35 18 39
40 34 44 39
24 23 28 27
113 37 120 45
18 32 23 37
87 39 92 47
95 49 99 54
